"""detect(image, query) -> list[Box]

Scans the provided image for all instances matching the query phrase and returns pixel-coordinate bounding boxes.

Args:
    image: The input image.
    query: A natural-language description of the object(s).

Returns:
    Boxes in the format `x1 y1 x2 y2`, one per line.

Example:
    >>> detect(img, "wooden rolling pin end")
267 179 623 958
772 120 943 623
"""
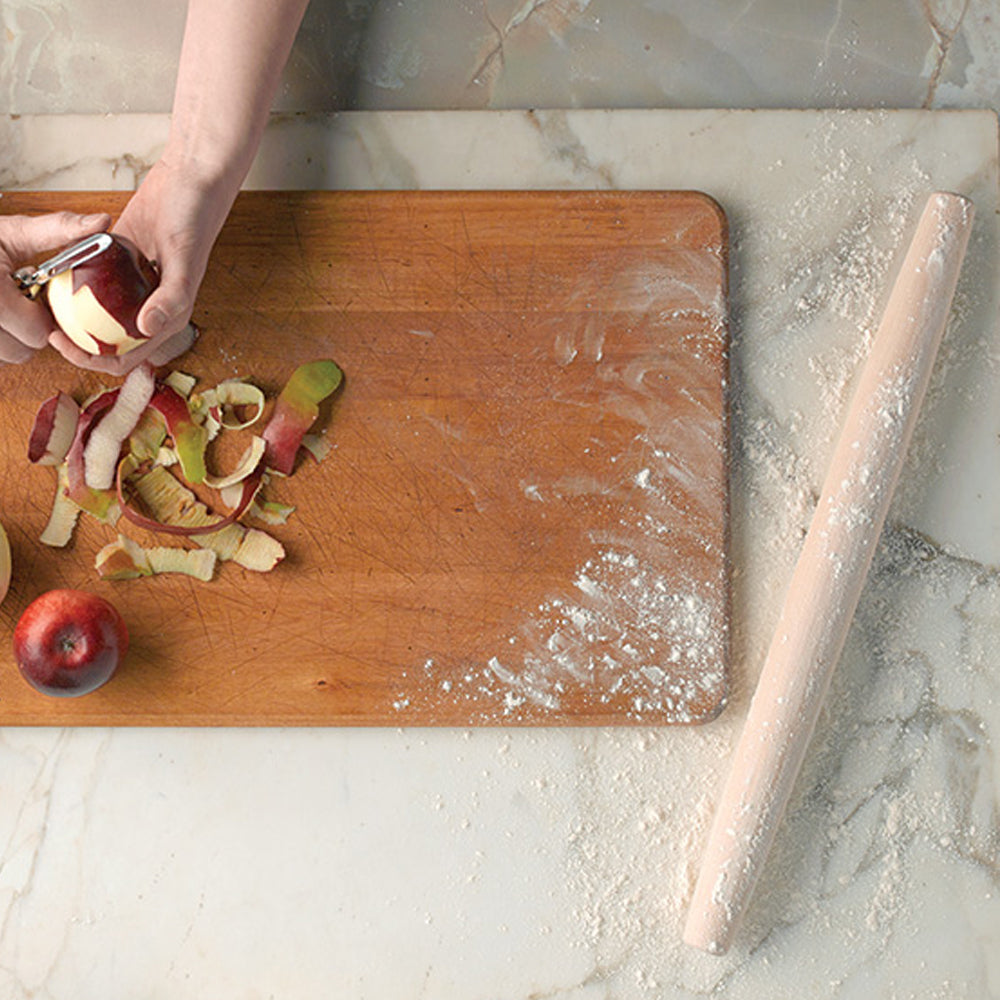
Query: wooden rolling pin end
682 191 974 956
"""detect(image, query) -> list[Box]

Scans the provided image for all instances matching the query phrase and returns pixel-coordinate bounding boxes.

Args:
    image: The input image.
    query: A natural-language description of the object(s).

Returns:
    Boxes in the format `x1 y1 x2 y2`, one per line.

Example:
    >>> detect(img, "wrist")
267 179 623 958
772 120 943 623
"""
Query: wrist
161 117 256 196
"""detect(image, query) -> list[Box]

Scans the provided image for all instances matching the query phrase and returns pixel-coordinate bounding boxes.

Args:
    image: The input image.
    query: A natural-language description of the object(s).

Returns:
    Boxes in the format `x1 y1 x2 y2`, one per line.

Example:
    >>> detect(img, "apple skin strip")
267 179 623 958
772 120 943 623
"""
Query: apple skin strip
96 534 217 583
120 464 282 572
148 383 209 484
262 360 343 475
39 466 82 548
203 435 267 491
83 362 156 490
116 457 264 538
64 389 121 522
28 391 80 466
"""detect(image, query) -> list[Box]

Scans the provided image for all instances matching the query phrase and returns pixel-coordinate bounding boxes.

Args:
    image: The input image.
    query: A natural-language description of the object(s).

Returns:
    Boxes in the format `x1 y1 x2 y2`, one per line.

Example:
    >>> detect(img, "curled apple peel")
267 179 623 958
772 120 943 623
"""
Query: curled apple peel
64 389 121 523
83 363 156 489
30 357 342 581
200 380 266 431
116 455 264 538
203 435 267 490
127 465 282 572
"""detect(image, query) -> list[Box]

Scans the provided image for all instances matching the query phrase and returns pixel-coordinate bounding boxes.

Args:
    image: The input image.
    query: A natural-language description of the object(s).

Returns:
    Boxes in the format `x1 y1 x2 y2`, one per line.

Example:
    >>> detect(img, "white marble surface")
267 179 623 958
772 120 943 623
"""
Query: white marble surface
1 4 1000 999
2 0 999 114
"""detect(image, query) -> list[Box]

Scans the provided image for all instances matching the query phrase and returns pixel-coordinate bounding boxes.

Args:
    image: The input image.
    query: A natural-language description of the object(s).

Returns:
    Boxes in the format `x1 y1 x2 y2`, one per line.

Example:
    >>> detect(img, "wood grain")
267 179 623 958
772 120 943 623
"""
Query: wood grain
0 190 729 726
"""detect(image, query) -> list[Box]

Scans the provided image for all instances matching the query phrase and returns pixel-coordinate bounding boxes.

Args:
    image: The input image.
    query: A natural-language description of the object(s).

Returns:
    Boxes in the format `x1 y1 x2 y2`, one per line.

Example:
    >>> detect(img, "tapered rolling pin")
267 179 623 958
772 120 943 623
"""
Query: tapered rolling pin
683 191 974 955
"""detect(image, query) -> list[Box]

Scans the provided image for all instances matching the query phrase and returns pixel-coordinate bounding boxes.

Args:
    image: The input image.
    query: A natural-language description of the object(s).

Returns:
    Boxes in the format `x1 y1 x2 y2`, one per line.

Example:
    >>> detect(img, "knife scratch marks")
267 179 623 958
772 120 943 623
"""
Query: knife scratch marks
365 203 395 300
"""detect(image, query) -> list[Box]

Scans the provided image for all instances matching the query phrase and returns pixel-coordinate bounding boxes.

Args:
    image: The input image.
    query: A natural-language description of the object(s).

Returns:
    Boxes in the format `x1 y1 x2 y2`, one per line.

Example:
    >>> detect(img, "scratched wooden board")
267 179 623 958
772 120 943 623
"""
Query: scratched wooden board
0 190 729 726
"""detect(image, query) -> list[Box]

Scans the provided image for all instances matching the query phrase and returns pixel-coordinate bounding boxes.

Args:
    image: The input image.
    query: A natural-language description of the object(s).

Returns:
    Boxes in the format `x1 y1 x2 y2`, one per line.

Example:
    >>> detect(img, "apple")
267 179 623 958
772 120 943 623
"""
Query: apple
13 589 129 697
0 521 10 605
46 233 159 356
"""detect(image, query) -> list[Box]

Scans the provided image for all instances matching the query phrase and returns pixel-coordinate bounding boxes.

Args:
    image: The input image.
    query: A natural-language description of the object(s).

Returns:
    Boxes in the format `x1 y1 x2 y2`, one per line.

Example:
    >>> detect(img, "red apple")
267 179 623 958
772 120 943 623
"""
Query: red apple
13 589 129 697
46 234 159 356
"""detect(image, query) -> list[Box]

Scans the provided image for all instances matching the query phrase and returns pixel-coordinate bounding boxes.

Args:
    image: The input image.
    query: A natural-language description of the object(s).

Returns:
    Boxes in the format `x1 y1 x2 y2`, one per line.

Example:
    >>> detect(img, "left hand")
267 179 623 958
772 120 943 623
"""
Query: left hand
0 211 111 364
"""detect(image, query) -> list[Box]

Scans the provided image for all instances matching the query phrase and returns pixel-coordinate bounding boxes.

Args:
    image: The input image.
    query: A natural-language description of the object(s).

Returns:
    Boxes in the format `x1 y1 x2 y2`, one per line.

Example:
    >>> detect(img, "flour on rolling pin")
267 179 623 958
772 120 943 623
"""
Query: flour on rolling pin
683 191 975 955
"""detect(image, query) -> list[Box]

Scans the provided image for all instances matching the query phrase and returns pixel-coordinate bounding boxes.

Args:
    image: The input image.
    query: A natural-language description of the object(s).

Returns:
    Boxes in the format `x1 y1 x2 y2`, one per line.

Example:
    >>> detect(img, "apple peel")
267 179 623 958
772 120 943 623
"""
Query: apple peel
148 383 209 485
248 498 296 526
128 408 167 463
40 466 82 548
263 360 343 475
29 356 341 580
203 435 266 491
128 465 282 571
63 391 121 523
117 455 263 538
163 370 197 398
203 380 266 431
96 534 217 582
28 391 80 466
84 363 156 490
300 432 332 464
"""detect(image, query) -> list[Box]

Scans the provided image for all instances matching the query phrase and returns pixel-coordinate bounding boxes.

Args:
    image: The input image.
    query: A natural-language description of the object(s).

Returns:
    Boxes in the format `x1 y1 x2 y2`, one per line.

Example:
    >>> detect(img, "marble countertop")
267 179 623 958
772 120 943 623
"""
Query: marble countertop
1 4 999 999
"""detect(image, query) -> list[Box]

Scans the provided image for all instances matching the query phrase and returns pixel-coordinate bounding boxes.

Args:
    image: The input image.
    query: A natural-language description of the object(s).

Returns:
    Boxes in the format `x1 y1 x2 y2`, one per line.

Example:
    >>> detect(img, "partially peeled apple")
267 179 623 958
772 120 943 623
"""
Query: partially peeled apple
46 234 158 356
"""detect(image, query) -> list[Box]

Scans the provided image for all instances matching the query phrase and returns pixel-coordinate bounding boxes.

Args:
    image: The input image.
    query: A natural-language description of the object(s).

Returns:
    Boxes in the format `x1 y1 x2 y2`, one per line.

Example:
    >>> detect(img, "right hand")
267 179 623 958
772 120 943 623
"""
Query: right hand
0 211 111 364
50 154 240 376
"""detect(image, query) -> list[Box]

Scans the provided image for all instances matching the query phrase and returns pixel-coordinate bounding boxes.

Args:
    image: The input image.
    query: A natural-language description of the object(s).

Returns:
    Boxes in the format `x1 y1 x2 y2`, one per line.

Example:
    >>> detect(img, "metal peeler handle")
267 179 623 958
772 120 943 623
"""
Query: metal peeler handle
12 232 113 299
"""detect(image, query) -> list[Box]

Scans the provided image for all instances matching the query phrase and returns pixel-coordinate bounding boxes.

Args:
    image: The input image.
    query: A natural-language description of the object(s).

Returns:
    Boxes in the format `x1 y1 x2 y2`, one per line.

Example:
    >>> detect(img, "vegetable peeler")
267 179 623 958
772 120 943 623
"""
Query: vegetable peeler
12 232 113 300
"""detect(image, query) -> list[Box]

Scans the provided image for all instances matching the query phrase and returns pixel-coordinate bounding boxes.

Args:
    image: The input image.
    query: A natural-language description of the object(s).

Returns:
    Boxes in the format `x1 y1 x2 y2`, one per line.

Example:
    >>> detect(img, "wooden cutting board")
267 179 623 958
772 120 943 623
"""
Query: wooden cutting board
0 190 729 726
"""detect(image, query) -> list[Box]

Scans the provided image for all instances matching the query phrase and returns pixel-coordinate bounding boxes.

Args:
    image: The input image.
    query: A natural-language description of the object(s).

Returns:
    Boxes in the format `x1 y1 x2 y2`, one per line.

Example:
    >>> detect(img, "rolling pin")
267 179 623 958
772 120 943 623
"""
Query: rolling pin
683 191 975 955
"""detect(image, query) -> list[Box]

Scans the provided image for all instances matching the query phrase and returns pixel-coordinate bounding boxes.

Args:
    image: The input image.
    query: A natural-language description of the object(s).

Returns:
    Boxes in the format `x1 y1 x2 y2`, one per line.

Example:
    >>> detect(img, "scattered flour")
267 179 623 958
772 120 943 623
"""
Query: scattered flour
392 117 996 995
460 117 998 996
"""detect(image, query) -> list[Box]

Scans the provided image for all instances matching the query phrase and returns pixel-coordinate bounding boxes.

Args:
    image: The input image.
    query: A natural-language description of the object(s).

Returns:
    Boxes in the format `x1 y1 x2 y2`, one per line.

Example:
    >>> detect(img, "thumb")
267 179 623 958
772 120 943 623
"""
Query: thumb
138 274 197 339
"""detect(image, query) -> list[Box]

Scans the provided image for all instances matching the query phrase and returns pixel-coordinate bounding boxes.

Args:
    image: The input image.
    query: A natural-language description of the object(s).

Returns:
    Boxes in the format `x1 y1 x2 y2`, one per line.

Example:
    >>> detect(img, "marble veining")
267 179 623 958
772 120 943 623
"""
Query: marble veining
2 1 999 114
0 3 999 996
0 105 995 999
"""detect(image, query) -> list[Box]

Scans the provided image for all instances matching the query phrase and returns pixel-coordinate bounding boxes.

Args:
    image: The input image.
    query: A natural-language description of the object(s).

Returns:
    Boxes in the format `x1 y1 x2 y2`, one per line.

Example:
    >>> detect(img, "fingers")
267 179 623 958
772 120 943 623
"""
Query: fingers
0 327 36 364
146 322 198 367
3 211 111 261
48 323 196 375
0 211 111 364
0 280 55 352
46 328 130 373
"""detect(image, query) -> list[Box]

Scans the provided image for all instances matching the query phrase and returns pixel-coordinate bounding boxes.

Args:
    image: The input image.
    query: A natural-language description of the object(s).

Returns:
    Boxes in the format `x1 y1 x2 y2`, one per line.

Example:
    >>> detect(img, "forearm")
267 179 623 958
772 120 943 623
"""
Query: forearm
165 0 310 187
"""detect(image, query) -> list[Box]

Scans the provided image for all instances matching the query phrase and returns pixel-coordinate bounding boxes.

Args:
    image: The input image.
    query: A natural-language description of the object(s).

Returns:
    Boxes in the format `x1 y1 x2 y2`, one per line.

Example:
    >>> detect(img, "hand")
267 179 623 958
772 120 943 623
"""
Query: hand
49 154 238 376
0 211 110 363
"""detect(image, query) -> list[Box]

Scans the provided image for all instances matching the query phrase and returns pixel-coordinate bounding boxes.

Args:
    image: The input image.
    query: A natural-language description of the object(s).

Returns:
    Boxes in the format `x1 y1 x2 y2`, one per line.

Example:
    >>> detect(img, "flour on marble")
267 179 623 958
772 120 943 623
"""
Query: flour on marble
543 121 996 993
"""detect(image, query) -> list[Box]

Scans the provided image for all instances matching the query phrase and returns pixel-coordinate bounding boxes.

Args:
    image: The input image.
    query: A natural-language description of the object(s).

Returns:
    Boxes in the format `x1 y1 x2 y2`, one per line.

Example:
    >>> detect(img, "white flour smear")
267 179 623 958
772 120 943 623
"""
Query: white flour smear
397 245 731 723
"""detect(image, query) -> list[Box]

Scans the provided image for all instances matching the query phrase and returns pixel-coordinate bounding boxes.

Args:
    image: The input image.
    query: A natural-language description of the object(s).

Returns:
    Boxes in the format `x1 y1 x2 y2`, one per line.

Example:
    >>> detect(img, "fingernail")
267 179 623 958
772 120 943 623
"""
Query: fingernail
82 213 108 227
